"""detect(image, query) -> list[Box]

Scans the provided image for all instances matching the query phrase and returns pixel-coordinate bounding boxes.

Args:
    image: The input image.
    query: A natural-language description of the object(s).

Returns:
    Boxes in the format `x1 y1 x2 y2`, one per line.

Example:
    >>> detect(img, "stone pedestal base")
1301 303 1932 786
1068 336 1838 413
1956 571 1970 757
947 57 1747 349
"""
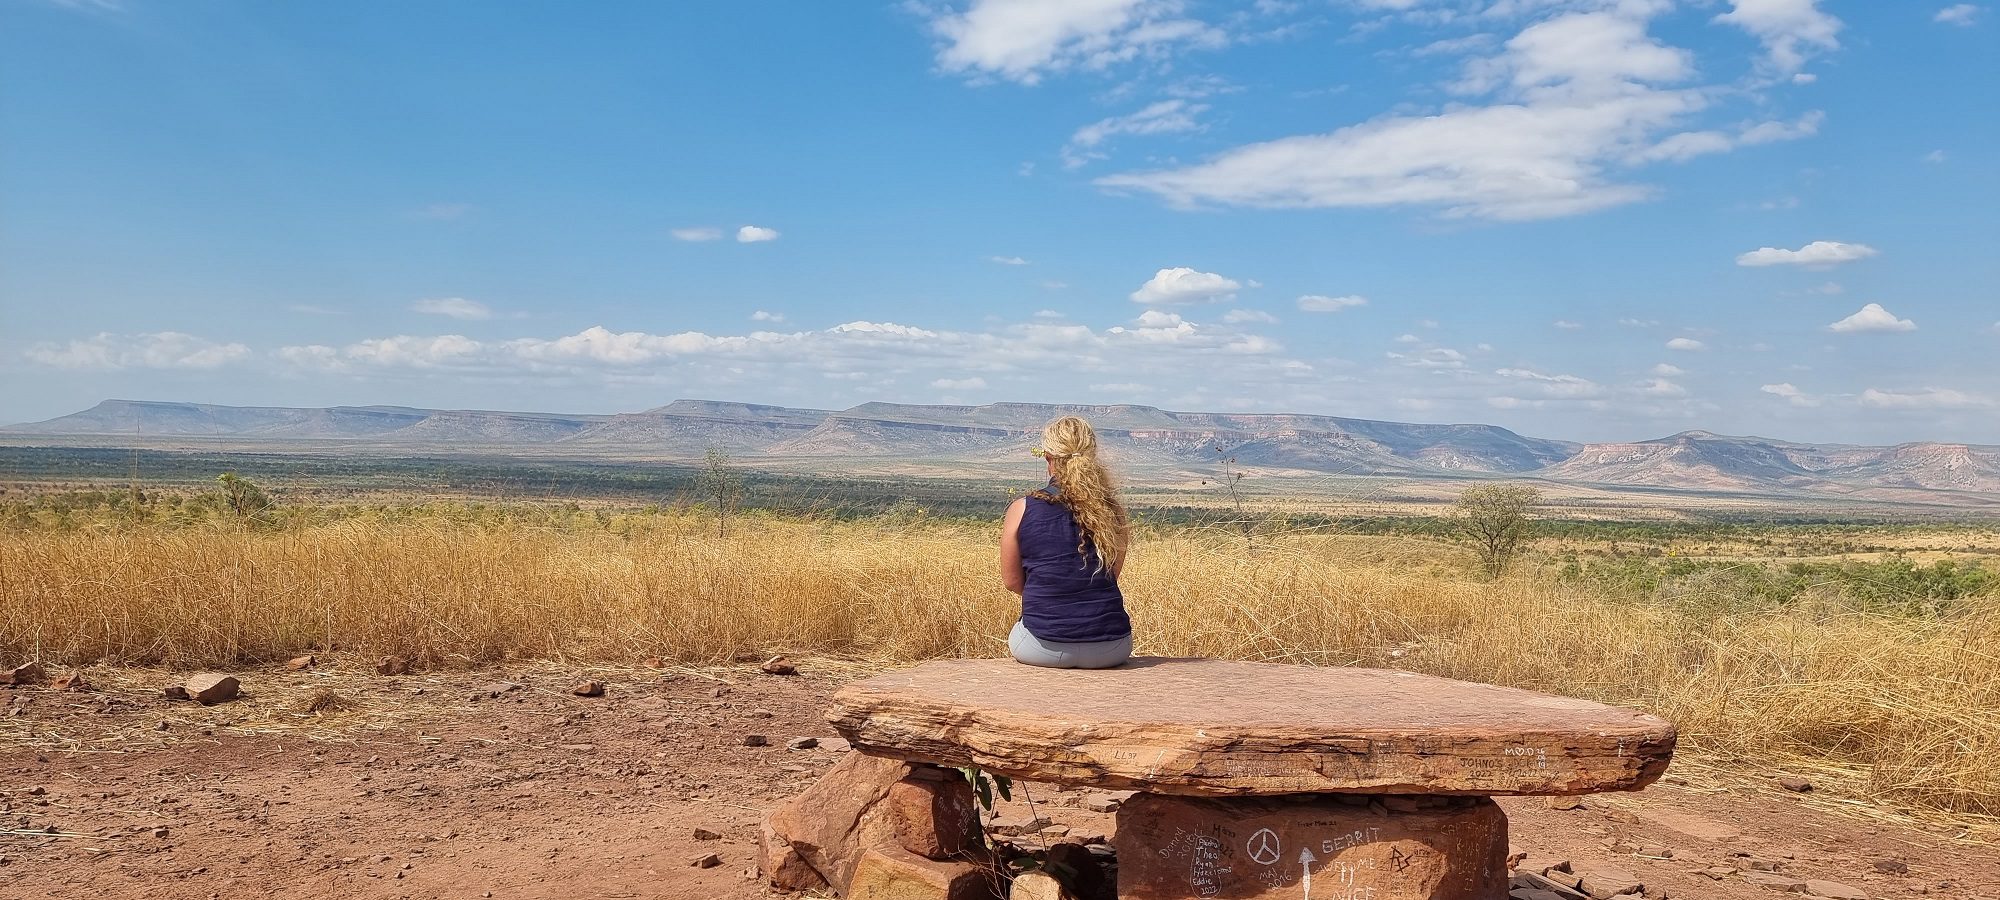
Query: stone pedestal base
1114 793 1508 900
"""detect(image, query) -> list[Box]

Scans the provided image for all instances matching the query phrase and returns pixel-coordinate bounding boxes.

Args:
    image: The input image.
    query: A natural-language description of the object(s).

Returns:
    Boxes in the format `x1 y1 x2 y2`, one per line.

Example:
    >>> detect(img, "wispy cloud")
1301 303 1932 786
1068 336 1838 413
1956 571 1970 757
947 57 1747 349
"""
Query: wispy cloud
1297 294 1367 313
1935 4 1981 26
1096 4 1831 221
1859 387 1991 409
925 0 1227 85
1713 0 1842 74
412 297 494 320
671 227 723 242
987 255 1029 265
1063 99 1207 168
25 332 250 370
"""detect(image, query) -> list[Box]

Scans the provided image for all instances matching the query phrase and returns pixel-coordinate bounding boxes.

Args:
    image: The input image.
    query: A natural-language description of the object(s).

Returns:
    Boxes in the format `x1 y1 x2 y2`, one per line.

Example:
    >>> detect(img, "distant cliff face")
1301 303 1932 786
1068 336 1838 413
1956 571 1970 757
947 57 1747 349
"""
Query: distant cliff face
8 399 1997 500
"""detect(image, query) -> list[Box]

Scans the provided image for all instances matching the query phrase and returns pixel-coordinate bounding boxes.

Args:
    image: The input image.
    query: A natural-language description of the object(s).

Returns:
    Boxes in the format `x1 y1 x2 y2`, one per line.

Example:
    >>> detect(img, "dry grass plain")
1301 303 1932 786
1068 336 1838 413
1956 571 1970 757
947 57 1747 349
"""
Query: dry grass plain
4 505 1997 844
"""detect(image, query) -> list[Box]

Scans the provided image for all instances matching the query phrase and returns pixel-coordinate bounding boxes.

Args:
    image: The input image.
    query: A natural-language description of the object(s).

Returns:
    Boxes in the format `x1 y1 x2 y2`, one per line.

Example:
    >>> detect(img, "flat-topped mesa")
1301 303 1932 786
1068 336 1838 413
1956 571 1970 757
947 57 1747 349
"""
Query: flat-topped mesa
826 657 1675 797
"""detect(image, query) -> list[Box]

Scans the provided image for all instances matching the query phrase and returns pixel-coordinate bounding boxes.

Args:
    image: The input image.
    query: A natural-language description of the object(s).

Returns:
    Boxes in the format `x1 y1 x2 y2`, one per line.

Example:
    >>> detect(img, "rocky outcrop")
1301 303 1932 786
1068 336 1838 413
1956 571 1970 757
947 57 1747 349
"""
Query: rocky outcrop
758 751 995 898
826 658 1675 797
1116 792 1509 900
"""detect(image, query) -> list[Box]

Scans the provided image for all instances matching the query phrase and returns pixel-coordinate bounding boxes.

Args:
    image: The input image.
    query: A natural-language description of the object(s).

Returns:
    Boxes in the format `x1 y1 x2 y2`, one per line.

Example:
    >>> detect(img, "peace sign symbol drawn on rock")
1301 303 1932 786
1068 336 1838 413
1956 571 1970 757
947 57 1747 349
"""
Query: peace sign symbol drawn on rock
1246 828 1281 866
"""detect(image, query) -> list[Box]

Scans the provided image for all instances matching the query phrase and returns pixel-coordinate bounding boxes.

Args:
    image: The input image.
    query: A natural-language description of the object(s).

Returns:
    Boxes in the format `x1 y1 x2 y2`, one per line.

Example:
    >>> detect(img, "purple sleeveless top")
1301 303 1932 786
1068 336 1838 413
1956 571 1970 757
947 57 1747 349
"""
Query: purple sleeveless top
1018 485 1131 643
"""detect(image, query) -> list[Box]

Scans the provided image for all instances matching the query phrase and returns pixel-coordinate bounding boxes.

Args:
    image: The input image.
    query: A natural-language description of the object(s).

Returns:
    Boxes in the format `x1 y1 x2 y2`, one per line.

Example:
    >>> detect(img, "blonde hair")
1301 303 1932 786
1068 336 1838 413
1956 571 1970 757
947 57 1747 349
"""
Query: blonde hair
1037 416 1130 573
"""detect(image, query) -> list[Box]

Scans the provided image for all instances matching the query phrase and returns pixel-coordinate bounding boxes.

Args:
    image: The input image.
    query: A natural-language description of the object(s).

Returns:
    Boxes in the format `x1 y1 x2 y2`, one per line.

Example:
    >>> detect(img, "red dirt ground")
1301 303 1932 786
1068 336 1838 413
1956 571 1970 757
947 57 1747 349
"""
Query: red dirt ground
2 659 1994 900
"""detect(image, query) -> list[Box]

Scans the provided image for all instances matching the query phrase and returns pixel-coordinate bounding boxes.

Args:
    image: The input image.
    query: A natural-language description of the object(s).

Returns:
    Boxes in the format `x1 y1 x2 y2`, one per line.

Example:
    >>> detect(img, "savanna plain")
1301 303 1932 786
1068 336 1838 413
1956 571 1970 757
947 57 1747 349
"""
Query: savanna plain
2 474 1998 900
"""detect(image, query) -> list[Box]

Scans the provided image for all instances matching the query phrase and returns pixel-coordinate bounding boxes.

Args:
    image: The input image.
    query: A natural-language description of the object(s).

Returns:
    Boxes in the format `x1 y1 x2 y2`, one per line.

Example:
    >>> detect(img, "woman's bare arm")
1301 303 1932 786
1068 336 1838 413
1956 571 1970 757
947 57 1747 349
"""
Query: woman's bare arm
1109 523 1129 581
999 497 1027 595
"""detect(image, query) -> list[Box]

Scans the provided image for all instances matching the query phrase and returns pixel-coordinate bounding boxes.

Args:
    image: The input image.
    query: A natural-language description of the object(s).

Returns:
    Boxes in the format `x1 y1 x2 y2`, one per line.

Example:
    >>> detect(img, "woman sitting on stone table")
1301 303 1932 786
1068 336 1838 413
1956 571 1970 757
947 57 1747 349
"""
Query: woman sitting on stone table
998 416 1134 669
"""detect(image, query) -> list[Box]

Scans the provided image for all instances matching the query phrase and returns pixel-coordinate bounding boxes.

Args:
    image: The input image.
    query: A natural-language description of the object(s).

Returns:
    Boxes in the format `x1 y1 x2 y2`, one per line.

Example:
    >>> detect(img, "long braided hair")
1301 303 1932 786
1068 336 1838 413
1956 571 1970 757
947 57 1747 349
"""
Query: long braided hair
1033 416 1130 575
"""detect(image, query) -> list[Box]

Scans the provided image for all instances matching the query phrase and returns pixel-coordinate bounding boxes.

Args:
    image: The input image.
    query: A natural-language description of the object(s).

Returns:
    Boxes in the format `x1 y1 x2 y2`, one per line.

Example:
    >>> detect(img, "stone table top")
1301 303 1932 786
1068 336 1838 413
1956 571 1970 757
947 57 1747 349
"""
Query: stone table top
826 657 1675 797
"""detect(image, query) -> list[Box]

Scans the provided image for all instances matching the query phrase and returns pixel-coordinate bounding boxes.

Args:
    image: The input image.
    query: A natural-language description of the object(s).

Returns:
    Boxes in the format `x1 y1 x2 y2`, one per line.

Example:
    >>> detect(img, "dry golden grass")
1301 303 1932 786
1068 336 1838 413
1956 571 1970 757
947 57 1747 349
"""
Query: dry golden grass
2 513 1996 834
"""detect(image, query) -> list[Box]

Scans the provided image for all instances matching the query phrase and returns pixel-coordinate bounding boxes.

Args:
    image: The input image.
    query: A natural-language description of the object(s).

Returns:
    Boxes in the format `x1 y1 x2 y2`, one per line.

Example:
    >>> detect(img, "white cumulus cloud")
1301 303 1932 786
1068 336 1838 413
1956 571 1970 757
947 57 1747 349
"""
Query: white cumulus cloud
736 225 781 243
1735 240 1878 267
1095 5 1811 222
1651 363 1685 376
927 0 1225 84
1827 303 1916 333
751 310 786 323
1713 0 1842 74
1130 267 1242 305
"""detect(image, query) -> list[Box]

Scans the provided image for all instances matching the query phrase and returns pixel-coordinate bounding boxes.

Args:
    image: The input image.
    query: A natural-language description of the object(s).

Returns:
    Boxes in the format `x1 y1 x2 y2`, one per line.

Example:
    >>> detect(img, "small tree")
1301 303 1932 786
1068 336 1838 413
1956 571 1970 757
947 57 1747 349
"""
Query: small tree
215 472 270 520
698 449 743 537
1455 483 1540 578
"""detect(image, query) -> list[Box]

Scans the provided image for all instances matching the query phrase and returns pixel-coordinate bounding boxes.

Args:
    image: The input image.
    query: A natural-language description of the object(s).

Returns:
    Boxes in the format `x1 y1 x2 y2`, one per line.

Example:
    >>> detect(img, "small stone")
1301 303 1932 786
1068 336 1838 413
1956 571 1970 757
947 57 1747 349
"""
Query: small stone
1871 860 1907 875
1083 793 1127 814
152 826 169 838
1635 846 1673 859
1512 872 1587 900
743 734 769 747
690 853 722 868
161 685 191 701
692 827 722 841
1803 880 1867 900
0 661 43 686
375 656 411 676
1011 870 1065 900
1545 795 1584 810
759 656 798 676
154 720 169 731
49 671 89 692
571 680 605 697
786 737 819 751
1775 775 1812 792
1698 866 1737 880
987 815 1051 836
1743 872 1806 892
285 655 316 671
747 709 774 719
820 737 852 753
1746 858 1782 872
183 674 240 705
644 656 665 668
1575 867 1642 900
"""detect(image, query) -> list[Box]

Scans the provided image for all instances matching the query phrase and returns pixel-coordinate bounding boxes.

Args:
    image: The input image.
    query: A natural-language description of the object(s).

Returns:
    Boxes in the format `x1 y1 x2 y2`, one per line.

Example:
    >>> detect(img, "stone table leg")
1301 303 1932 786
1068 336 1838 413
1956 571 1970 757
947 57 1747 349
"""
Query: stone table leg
1113 793 1508 900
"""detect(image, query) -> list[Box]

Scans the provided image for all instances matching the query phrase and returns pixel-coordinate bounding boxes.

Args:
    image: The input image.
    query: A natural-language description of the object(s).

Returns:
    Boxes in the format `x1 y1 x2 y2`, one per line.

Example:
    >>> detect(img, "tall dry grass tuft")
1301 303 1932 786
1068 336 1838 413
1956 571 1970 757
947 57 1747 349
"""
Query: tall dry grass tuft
2 514 1995 824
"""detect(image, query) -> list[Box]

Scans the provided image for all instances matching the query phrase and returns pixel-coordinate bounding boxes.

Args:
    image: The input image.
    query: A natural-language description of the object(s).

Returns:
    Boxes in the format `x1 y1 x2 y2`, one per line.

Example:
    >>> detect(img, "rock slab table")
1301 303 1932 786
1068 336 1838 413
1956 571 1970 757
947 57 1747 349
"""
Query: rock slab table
826 657 1676 797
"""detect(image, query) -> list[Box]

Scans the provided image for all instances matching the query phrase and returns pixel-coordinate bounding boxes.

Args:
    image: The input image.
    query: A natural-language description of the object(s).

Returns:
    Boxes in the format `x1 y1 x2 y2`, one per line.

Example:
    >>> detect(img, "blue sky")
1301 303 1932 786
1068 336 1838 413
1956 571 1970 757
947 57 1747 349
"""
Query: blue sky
2 0 1994 444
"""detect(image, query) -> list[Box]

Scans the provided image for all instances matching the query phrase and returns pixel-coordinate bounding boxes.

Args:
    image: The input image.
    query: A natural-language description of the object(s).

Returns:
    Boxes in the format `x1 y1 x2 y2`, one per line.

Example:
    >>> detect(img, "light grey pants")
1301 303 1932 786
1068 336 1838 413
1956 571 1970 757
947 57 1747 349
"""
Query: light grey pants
1008 620 1133 669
